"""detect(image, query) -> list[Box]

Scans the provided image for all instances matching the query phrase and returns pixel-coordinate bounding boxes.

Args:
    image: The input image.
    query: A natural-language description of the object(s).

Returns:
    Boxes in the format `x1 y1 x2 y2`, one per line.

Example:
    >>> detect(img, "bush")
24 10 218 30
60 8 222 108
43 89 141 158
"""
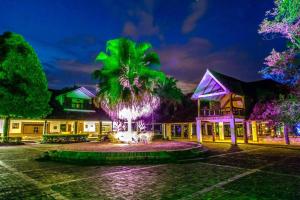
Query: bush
0 136 22 144
42 134 88 144
152 134 163 140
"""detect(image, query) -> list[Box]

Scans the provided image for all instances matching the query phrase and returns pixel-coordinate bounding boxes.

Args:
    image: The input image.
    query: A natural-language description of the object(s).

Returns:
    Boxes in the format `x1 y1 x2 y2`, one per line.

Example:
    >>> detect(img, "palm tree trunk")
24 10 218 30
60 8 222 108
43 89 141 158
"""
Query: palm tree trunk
127 117 132 134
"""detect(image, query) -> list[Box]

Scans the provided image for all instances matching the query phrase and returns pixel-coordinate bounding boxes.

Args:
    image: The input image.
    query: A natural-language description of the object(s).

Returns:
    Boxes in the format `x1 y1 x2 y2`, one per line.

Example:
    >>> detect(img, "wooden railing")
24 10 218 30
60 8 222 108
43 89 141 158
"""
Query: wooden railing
200 108 245 117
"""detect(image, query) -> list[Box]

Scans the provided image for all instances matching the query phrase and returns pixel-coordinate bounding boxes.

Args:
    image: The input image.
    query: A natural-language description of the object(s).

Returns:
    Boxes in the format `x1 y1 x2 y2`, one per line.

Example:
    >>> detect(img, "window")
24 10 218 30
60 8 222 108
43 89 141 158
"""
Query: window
60 124 66 132
53 126 57 130
71 98 84 109
12 123 19 129
33 127 39 134
85 125 88 128
171 125 182 137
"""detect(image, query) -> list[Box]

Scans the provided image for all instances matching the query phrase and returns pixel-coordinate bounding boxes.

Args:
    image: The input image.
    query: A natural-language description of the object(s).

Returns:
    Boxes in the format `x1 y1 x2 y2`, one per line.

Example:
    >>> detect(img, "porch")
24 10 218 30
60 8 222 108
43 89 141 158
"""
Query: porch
0 119 113 141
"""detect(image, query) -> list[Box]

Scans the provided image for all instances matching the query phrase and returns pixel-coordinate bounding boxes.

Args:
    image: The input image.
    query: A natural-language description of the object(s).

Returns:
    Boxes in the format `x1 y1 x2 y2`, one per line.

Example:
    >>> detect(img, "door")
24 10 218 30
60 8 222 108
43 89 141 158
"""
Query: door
22 123 44 137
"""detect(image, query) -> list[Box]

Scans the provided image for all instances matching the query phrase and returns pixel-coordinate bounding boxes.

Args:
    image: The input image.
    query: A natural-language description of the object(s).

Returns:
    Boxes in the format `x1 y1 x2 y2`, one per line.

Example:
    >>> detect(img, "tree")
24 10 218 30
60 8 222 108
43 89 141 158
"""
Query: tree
154 77 184 121
0 32 51 142
258 0 300 143
93 38 166 134
155 77 183 106
259 0 300 85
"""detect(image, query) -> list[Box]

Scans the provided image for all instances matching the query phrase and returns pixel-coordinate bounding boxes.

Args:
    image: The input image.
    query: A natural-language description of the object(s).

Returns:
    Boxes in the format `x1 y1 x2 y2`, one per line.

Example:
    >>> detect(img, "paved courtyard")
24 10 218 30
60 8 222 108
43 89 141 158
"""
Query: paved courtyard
0 142 300 200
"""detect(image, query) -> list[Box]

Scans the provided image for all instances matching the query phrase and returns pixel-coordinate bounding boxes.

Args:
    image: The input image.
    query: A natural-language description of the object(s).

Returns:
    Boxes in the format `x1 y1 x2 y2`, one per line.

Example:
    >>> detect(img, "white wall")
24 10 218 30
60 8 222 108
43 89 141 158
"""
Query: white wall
49 121 61 133
84 121 97 132
48 121 75 133
9 119 45 134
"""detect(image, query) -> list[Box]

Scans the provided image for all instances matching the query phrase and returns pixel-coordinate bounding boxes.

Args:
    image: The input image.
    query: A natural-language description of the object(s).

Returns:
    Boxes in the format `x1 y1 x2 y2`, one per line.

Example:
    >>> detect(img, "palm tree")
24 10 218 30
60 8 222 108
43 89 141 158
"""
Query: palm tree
156 77 183 106
93 38 166 133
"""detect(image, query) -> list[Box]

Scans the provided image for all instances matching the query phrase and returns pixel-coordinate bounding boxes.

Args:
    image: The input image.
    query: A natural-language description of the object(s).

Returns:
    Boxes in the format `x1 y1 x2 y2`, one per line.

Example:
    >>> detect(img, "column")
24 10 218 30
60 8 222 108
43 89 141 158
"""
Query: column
218 122 224 140
188 123 193 140
74 121 78 134
43 120 47 135
162 124 166 139
212 122 216 142
181 124 184 138
204 123 208 135
196 118 202 143
166 123 171 140
99 121 102 136
251 121 258 142
243 121 248 144
230 117 237 145
197 99 201 117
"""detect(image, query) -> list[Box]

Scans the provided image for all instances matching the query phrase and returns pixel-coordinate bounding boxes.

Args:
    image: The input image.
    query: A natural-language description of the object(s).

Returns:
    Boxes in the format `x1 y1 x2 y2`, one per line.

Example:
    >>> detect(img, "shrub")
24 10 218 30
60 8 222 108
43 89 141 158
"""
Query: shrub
42 134 88 144
152 134 163 140
0 136 22 144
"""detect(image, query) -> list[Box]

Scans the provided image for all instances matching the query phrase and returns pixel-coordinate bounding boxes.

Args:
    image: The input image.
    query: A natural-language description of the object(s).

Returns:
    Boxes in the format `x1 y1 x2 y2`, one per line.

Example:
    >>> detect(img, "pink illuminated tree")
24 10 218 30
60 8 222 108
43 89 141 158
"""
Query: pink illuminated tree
257 0 300 143
259 0 300 85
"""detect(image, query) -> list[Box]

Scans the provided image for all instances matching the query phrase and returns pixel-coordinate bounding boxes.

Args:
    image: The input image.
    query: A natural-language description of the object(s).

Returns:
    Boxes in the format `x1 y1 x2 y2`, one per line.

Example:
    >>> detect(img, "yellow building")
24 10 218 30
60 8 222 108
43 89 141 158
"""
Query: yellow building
0 86 112 141
162 69 292 145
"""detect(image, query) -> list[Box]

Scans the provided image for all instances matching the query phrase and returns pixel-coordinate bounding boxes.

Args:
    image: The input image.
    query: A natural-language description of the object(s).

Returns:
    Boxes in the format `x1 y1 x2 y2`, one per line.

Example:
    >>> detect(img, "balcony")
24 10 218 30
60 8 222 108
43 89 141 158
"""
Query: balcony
199 107 245 117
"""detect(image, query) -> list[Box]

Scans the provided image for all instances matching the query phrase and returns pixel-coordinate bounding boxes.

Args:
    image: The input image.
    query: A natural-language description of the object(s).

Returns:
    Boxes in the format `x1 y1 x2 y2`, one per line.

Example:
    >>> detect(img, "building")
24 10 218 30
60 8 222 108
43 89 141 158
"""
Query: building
0 86 112 140
162 69 298 145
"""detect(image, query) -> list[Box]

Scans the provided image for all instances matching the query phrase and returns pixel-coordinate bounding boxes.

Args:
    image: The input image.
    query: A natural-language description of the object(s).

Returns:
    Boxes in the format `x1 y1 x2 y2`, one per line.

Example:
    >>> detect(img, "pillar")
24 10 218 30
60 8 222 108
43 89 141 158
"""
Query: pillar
204 123 208 135
166 123 171 140
43 120 47 135
251 121 258 142
74 121 78 134
230 117 237 145
243 121 248 144
99 121 102 136
197 99 201 117
188 123 193 140
212 122 216 142
218 122 224 140
196 118 202 143
162 124 166 139
181 124 184 138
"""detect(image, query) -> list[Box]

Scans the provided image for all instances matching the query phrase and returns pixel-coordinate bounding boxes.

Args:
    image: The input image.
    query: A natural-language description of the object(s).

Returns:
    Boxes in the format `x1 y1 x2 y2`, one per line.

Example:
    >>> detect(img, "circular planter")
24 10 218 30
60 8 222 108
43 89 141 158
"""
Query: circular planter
38 143 206 165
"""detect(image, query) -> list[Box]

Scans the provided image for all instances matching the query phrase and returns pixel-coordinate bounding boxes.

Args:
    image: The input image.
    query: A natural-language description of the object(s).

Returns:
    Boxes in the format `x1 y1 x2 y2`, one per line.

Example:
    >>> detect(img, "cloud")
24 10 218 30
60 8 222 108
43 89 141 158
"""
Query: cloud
56 60 99 74
157 37 256 89
182 0 207 34
122 9 162 40
176 80 197 94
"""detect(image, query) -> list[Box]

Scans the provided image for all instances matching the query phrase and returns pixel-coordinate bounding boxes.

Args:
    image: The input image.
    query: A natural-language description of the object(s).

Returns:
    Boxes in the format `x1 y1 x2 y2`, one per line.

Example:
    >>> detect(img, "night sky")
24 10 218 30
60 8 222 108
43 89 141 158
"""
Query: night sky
0 0 286 94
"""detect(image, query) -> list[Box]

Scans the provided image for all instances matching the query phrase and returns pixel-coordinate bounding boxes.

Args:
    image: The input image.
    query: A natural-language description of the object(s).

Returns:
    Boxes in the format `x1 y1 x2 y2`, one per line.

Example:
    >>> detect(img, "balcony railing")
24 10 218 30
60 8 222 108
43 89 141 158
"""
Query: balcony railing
200 108 245 117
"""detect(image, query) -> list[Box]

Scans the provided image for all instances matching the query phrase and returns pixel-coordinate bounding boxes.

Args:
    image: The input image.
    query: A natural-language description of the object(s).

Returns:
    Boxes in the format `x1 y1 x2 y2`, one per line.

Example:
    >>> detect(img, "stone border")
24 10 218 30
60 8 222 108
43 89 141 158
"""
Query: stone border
38 146 206 165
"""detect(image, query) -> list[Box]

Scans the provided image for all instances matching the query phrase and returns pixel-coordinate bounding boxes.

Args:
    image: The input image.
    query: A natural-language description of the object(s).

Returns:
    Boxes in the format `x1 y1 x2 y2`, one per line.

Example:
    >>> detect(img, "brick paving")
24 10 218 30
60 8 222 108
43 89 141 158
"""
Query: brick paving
0 143 299 200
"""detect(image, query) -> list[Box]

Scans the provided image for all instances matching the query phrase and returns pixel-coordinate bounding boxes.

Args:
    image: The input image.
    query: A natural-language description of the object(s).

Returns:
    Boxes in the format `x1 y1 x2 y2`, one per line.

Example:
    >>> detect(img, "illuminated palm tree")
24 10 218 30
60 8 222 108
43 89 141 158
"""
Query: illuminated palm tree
93 38 166 134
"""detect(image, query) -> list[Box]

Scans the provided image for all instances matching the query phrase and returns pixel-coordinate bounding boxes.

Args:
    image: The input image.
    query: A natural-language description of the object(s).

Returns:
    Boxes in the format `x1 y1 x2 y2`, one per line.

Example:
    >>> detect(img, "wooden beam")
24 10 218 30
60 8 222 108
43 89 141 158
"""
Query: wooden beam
202 77 214 95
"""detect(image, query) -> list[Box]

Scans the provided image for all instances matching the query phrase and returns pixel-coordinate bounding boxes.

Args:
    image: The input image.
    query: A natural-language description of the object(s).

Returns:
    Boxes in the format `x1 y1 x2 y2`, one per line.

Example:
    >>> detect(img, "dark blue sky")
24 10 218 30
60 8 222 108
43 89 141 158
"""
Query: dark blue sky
0 0 285 93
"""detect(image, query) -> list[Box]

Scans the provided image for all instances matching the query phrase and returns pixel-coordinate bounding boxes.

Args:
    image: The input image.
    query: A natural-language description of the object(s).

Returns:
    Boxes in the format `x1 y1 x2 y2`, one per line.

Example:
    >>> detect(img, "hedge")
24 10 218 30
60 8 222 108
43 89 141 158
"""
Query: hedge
42 134 88 144
38 147 205 165
0 137 22 144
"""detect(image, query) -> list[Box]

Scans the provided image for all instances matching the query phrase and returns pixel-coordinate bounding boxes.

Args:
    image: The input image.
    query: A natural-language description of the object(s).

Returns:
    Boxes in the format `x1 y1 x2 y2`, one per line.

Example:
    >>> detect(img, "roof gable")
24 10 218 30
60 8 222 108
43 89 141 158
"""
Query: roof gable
58 87 95 100
209 70 245 95
192 69 229 100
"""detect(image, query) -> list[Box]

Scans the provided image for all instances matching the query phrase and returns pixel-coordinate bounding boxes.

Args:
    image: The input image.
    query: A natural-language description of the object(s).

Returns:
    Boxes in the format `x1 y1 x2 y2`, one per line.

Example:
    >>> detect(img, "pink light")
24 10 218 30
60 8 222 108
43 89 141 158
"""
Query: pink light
101 93 160 120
